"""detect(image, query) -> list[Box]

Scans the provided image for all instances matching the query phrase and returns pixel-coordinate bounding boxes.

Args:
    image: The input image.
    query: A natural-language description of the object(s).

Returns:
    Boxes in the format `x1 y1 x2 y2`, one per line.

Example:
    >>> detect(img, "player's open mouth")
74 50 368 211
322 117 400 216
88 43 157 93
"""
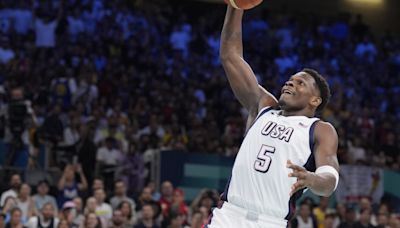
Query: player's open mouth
282 89 293 95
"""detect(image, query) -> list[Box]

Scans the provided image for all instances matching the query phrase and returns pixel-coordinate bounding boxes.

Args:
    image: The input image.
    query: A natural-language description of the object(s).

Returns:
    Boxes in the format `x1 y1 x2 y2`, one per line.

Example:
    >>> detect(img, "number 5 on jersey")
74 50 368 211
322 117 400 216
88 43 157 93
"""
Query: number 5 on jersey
254 144 275 173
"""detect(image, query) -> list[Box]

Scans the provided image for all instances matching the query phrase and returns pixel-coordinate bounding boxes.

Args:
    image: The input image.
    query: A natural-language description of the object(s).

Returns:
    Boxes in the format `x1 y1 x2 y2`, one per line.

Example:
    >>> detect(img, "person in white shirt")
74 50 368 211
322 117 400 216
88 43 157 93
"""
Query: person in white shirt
94 188 113 220
26 203 59 228
0 174 21 207
32 1 63 48
96 137 122 190
62 117 80 147
96 137 122 166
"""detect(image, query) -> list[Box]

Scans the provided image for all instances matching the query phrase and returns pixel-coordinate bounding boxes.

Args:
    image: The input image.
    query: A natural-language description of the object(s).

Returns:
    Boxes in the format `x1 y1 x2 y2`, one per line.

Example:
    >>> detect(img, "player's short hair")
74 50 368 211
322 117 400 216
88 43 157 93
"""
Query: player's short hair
302 68 331 112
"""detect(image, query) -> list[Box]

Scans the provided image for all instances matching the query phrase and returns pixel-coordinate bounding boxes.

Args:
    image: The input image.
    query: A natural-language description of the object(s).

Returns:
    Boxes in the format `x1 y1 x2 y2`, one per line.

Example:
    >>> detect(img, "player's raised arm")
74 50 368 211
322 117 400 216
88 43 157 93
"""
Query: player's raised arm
288 121 339 197
220 6 277 118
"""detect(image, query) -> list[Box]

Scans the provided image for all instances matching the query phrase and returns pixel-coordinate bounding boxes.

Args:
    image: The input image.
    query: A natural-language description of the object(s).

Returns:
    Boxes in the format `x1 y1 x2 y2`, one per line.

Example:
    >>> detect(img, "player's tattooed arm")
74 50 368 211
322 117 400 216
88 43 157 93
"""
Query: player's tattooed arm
287 121 339 196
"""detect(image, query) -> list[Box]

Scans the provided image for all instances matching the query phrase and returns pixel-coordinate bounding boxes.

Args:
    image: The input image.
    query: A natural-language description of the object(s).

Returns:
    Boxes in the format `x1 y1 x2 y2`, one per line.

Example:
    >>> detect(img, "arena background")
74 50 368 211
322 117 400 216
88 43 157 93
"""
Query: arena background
0 0 399 227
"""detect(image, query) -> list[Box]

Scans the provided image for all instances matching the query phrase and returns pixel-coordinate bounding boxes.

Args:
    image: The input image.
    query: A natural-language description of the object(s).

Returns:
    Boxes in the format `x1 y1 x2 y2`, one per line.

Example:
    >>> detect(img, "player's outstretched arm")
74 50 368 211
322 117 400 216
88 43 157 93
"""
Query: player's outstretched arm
287 121 339 197
220 6 277 119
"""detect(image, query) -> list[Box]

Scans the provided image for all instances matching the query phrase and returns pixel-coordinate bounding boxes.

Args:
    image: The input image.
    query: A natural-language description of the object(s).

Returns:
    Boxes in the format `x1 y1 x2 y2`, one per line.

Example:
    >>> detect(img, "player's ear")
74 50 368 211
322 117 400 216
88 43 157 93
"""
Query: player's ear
310 96 322 109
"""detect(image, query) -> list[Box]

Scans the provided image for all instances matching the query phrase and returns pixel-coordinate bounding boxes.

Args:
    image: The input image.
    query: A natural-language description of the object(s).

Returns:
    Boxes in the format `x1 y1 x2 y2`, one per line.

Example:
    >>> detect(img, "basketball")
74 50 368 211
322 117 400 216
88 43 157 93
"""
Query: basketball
224 0 263 10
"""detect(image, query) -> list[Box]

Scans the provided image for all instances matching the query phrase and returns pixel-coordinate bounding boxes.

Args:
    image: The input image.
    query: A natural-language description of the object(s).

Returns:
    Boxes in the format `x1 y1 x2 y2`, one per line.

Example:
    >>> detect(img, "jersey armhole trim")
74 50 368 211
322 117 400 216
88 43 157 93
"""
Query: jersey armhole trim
309 120 319 154
255 106 273 121
244 106 274 137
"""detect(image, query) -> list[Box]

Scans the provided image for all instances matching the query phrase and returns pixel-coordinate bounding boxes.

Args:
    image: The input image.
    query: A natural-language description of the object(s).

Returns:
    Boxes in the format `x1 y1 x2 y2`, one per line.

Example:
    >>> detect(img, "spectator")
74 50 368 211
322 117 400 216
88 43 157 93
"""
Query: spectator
32 1 63 48
381 132 398 167
323 213 336 228
354 36 377 62
354 208 375 228
134 204 160 228
1 196 18 218
159 181 174 218
61 116 80 148
136 187 161 218
357 197 377 226
334 203 347 227
313 197 329 228
16 184 36 223
59 201 76 227
189 211 204 228
80 212 105 228
388 214 400 228
67 8 85 39
291 201 318 228
164 210 186 228
190 190 218 219
84 197 97 215
109 209 126 228
120 141 145 195
347 137 367 164
10 1 32 35
169 24 192 57
117 201 135 227
339 206 357 228
26 203 59 228
71 197 84 227
96 137 122 191
40 104 64 166
5 207 23 228
110 180 136 211
76 124 97 185
0 174 21 207
32 180 58 215
57 219 69 228
92 178 105 192
94 188 112 220
376 212 389 228
57 164 88 207
146 182 161 202
170 189 188 223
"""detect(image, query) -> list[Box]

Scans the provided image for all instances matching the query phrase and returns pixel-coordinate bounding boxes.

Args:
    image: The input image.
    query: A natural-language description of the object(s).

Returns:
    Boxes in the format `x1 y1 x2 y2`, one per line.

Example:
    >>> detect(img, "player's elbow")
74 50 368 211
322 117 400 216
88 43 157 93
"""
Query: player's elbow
219 49 233 62
219 44 241 62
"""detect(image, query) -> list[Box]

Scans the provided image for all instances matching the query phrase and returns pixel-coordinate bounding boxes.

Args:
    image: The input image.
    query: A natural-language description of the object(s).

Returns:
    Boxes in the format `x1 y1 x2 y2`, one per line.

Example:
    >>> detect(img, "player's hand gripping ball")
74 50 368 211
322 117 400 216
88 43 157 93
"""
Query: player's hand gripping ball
224 0 263 10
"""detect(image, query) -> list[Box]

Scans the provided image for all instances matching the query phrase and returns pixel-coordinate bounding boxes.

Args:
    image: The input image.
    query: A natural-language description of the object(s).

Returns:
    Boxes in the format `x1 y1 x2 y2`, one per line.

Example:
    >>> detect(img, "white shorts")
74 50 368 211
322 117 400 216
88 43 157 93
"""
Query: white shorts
206 202 288 228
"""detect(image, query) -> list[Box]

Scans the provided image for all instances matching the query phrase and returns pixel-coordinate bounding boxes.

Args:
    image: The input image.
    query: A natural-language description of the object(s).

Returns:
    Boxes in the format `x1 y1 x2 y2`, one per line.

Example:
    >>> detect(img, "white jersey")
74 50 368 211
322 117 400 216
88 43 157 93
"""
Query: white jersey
221 107 319 221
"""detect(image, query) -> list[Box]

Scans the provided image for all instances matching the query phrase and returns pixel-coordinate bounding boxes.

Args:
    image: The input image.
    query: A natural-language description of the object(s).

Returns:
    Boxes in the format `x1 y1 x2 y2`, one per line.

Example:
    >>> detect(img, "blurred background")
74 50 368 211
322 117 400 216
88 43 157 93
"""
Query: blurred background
0 0 399 227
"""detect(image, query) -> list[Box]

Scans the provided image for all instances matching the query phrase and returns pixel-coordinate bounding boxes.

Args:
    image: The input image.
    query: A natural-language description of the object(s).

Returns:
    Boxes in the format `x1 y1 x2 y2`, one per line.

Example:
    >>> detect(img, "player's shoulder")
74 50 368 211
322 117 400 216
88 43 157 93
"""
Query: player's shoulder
314 120 338 139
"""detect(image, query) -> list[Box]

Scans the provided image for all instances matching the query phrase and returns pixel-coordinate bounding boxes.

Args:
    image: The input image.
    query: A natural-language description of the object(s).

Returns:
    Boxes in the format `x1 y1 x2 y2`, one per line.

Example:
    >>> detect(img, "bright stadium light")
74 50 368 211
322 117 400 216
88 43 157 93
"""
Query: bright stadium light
347 0 383 4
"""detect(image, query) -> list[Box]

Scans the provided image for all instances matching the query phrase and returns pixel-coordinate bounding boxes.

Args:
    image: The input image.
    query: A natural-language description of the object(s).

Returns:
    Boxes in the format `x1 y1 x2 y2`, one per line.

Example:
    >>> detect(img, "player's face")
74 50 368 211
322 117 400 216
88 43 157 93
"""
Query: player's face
278 72 321 112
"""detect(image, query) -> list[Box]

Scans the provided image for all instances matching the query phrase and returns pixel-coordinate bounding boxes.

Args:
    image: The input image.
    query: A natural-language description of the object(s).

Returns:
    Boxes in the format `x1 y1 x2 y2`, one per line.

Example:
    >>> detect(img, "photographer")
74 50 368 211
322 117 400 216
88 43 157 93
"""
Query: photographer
2 87 37 166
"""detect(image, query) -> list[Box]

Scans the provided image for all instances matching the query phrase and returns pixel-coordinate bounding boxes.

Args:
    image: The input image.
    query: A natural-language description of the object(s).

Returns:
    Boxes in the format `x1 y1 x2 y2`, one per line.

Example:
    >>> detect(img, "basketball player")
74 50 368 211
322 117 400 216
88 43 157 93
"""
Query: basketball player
206 6 339 228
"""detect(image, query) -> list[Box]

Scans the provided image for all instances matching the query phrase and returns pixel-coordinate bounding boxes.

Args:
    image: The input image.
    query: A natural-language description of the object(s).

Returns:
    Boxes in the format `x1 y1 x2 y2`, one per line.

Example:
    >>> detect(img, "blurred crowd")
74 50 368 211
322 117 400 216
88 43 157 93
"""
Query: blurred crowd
0 0 399 227
0 172 220 228
1 172 400 228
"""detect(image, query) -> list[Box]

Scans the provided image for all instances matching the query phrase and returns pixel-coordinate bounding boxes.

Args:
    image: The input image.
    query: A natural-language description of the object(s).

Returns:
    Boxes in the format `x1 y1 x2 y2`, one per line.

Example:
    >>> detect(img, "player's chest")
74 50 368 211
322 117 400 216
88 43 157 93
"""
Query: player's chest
248 115 311 145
